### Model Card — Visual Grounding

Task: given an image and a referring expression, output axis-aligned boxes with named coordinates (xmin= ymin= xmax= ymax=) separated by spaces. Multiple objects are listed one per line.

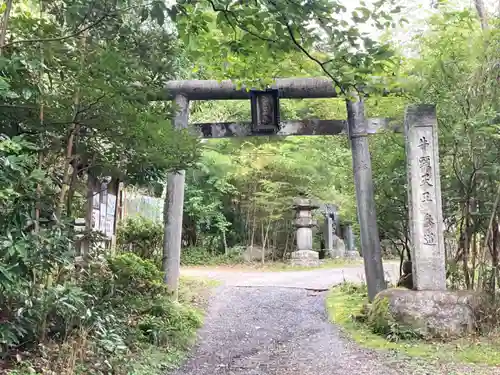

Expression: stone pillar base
xmin=290 ymin=250 xmax=320 ymax=267
xmin=327 ymin=248 xmax=344 ymax=258
xmin=345 ymin=250 xmax=360 ymax=258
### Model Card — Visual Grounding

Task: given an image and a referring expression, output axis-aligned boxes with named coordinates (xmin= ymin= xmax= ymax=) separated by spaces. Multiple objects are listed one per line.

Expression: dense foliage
xmin=0 ymin=136 xmax=203 ymax=374
xmin=2 ymin=0 xmax=500 ymax=372
xmin=182 ymin=7 xmax=500 ymax=291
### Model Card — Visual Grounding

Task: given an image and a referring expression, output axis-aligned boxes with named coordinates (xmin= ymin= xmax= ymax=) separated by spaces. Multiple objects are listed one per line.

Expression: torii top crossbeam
xmin=161 ymin=77 xmax=339 ymax=101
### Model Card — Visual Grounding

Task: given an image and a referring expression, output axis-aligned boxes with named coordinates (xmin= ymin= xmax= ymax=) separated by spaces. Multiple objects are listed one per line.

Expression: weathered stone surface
xmin=242 ymin=246 xmax=272 ymax=262
xmin=294 ymin=198 xmax=318 ymax=252
xmin=345 ymin=250 xmax=361 ymax=258
xmin=342 ymin=224 xmax=356 ymax=253
xmin=404 ymin=105 xmax=446 ymax=290
xmin=375 ymin=288 xmax=486 ymax=338
xmin=347 ymin=97 xmax=385 ymax=301
xmin=293 ymin=197 xmax=320 ymax=209
xmin=324 ymin=216 xmax=334 ymax=252
xmin=327 ymin=235 xmax=345 ymax=258
xmin=290 ymin=250 xmax=320 ymax=267
xmin=294 ymin=217 xmax=317 ymax=228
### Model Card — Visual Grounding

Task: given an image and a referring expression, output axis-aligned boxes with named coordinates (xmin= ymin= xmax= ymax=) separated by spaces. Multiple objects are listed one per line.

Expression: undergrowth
xmin=326 ymin=282 xmax=500 ymax=366
xmin=2 ymin=252 xmax=207 ymax=375
xmin=180 ymin=246 xmax=243 ymax=266
xmin=116 ymin=217 xmax=243 ymax=267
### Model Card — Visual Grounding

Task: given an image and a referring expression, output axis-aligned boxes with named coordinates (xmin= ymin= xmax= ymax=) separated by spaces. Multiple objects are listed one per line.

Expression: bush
xmin=3 ymin=248 xmax=203 ymax=374
xmin=108 ymin=253 xmax=166 ymax=296
xmin=0 ymin=136 xmax=84 ymax=355
xmin=0 ymin=137 xmax=206 ymax=374
xmin=181 ymin=246 xmax=242 ymax=266
xmin=336 ymin=282 xmax=422 ymax=343
xmin=116 ymin=216 xmax=163 ymax=260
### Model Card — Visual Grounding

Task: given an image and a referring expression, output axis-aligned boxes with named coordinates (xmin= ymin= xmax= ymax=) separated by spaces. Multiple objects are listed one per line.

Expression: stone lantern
xmin=290 ymin=198 xmax=320 ymax=266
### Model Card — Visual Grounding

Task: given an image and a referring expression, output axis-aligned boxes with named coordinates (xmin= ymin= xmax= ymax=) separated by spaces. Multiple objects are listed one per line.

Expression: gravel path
xmin=181 ymin=261 xmax=400 ymax=290
xmin=172 ymin=264 xmax=497 ymax=375
xmin=171 ymin=286 xmax=402 ymax=375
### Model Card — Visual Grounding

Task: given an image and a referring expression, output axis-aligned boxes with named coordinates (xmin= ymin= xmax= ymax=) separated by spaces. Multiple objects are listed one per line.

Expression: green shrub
xmin=0 ymin=136 xmax=206 ymax=374
xmin=138 ymin=302 xmax=202 ymax=348
xmin=116 ymin=216 xmax=163 ymax=260
xmin=181 ymin=246 xmax=242 ymax=266
xmin=108 ymin=253 xmax=166 ymax=296
xmin=339 ymin=282 xmax=368 ymax=296
xmin=367 ymin=296 xmax=393 ymax=335
xmin=335 ymin=282 xmax=422 ymax=343
xmin=366 ymin=295 xmax=422 ymax=342
xmin=0 ymin=136 xmax=85 ymax=355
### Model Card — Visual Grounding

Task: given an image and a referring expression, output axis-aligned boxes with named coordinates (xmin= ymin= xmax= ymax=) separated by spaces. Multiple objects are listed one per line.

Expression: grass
xmin=179 ymin=276 xmax=221 ymax=309
xmin=114 ymin=276 xmax=219 ymax=374
xmin=184 ymin=258 xmax=364 ymax=272
xmin=326 ymin=284 xmax=500 ymax=367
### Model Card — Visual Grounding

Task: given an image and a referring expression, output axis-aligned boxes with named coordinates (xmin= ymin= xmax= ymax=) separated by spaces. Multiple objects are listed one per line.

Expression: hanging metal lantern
xmin=250 ymin=89 xmax=280 ymax=134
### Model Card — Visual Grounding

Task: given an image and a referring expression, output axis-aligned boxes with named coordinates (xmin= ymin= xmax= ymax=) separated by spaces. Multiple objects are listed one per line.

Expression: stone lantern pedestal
xmin=290 ymin=198 xmax=320 ymax=267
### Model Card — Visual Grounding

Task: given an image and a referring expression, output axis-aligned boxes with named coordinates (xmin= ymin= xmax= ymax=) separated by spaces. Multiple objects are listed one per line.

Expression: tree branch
xmin=284 ymin=23 xmax=345 ymax=95
xmin=206 ymin=0 xmax=279 ymax=43
xmin=3 ymin=13 xmax=109 ymax=47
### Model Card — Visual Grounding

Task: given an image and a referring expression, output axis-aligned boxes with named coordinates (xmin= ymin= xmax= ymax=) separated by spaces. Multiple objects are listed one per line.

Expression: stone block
xmin=294 ymin=217 xmax=317 ymax=228
xmin=327 ymin=236 xmax=345 ymax=258
xmin=290 ymin=250 xmax=320 ymax=267
xmin=374 ymin=288 xmax=487 ymax=338
xmin=345 ymin=250 xmax=360 ymax=258
xmin=242 ymin=246 xmax=272 ymax=262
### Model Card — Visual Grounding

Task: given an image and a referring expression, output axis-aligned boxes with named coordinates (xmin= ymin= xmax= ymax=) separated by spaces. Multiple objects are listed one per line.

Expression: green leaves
xmin=150 ymin=0 xmax=167 ymax=26
xmin=352 ymin=7 xmax=372 ymax=23
xmin=173 ymin=0 xmax=400 ymax=94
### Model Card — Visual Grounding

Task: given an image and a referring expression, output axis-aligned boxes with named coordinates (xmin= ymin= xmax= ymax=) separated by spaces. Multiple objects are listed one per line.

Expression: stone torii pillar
xmin=347 ymin=96 xmax=386 ymax=300
xmin=291 ymin=198 xmax=320 ymax=267
xmin=163 ymin=94 xmax=189 ymax=300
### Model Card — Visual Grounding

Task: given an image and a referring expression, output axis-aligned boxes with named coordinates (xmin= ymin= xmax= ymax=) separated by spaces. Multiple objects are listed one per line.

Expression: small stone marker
xmin=324 ymin=215 xmax=334 ymax=252
xmin=343 ymin=224 xmax=359 ymax=258
xmin=405 ymin=105 xmax=446 ymax=290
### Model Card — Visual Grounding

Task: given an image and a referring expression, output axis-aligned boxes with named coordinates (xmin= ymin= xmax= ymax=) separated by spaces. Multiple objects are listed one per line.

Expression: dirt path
xmin=172 ymin=264 xmax=496 ymax=375
xmin=181 ymin=261 xmax=400 ymax=290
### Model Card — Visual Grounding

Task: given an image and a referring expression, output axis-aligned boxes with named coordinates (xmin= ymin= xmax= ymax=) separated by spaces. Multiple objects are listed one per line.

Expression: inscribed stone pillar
xmin=404 ymin=105 xmax=446 ymax=290
xmin=164 ymin=94 xmax=189 ymax=299
xmin=347 ymin=97 xmax=386 ymax=301
xmin=291 ymin=198 xmax=320 ymax=266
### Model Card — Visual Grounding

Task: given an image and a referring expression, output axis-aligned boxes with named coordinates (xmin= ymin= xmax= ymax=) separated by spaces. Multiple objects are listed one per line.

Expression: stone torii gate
xmin=159 ymin=77 xmax=446 ymax=301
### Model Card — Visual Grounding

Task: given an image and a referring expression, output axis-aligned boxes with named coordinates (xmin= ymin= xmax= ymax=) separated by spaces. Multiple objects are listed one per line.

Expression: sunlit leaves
xmin=172 ymin=0 xmax=401 ymax=93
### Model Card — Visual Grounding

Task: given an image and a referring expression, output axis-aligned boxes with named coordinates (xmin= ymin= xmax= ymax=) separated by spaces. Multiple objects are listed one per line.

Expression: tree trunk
xmin=0 ymin=0 xmax=13 ymax=54
xmin=56 ymin=125 xmax=79 ymax=218
xmin=474 ymin=0 xmax=489 ymax=30
xmin=250 ymin=203 xmax=257 ymax=251
xmin=492 ymin=217 xmax=499 ymax=294
xmin=471 ymin=231 xmax=478 ymax=289
xmin=82 ymin=173 xmax=95 ymax=256
xmin=479 ymin=184 xmax=500 ymax=288
xmin=222 ymin=229 xmax=228 ymax=255
xmin=463 ymin=205 xmax=472 ymax=289
xmin=66 ymin=163 xmax=79 ymax=217
xmin=56 ymin=30 xmax=88 ymax=218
